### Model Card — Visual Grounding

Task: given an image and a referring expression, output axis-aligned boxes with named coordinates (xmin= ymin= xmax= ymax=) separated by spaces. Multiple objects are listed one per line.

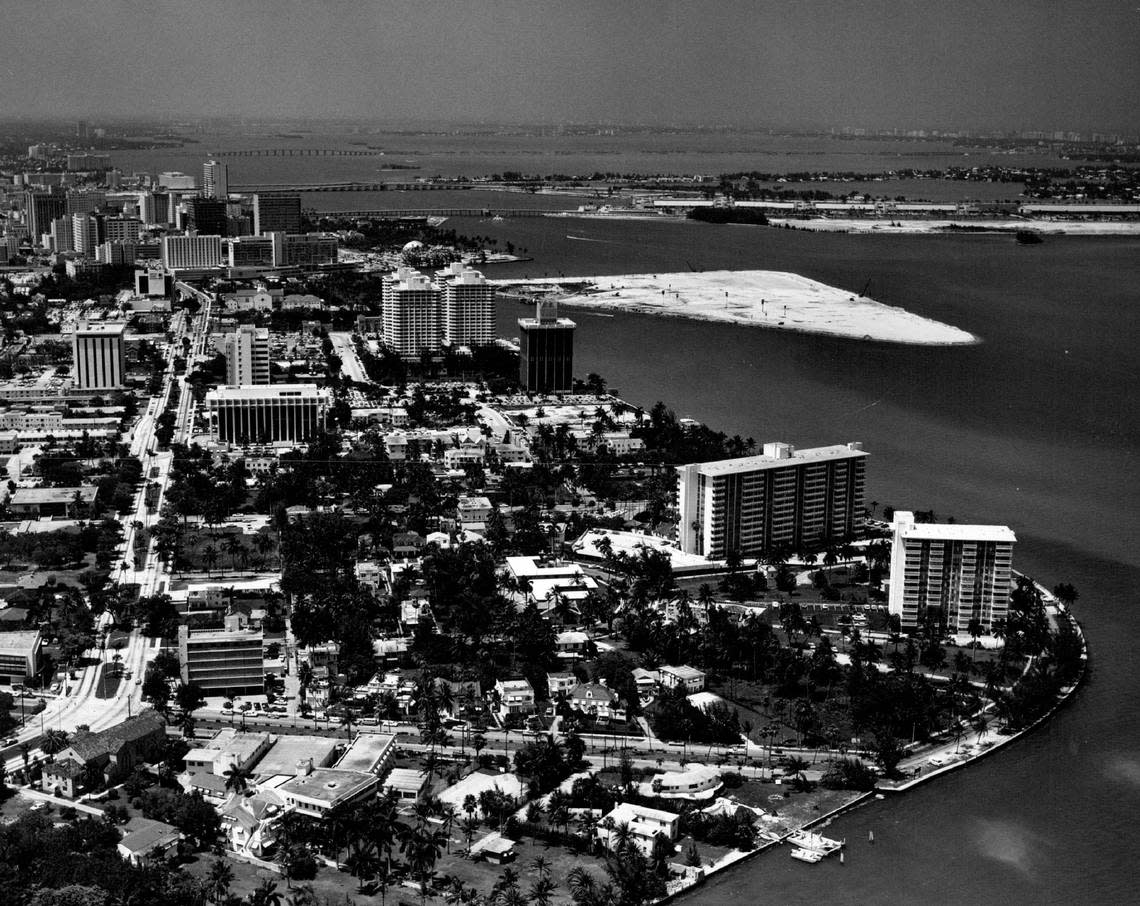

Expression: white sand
xmin=498 ymin=270 xmax=977 ymax=345
xmin=769 ymin=217 xmax=1140 ymax=235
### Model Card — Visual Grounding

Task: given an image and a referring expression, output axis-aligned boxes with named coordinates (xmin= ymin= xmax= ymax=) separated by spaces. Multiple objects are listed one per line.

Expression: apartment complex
xmin=72 ymin=321 xmax=126 ymax=390
xmin=438 ymin=262 xmax=496 ymax=347
xmin=518 ymin=300 xmax=575 ymax=392
xmin=205 ymin=383 xmax=331 ymax=444
xmin=676 ymin=441 xmax=867 ymax=560
xmin=177 ymin=622 xmax=265 ymax=695
xmin=202 ymin=160 xmax=229 ymax=199
xmin=887 ymin=511 xmax=1016 ymax=632
xmin=224 ymin=325 xmax=270 ymax=386
xmin=382 ymin=267 xmax=440 ymax=358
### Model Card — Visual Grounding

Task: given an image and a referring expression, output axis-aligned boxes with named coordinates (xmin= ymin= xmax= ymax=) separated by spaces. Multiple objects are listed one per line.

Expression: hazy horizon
xmin=1 ymin=0 xmax=1138 ymax=134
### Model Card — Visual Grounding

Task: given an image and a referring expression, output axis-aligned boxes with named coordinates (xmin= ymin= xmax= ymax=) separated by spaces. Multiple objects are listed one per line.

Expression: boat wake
xmin=566 ymin=235 xmax=611 ymax=242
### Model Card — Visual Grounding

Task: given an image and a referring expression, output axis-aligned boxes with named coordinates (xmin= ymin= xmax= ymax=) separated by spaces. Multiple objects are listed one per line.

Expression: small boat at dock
xmin=790 ymin=848 xmax=824 ymax=864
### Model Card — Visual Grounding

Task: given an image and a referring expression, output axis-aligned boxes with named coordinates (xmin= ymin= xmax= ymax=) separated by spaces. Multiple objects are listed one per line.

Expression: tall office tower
xmin=186 ymin=196 xmax=228 ymax=236
xmin=103 ymin=216 xmax=141 ymax=243
xmin=23 ymin=191 xmax=65 ymax=243
xmin=438 ymin=262 xmax=495 ymax=347
xmin=205 ymin=384 xmax=331 ymax=444
xmin=65 ymin=189 xmax=106 ymax=215
xmin=517 ymin=300 xmax=576 ymax=392
xmin=381 ymin=267 xmax=441 ymax=358
xmin=70 ymin=214 xmax=99 ymax=257
xmin=676 ymin=441 xmax=868 ymax=560
xmin=50 ymin=217 xmax=74 ymax=253
xmin=161 ymin=234 xmax=223 ymax=268
xmin=139 ymin=191 xmax=172 ymax=226
xmin=888 ymin=512 xmax=1016 ymax=632
xmin=224 ymin=325 xmax=270 ymax=386
xmin=252 ymin=194 xmax=302 ymax=235
xmin=72 ymin=321 xmax=126 ymax=390
xmin=202 ymin=159 xmax=229 ymax=199
xmin=76 ymin=120 xmax=88 ymax=140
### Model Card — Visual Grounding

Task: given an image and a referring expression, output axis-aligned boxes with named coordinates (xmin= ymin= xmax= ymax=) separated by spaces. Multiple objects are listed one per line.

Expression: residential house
xmin=49 ymin=713 xmax=166 ymax=796
xmin=659 ymin=665 xmax=707 ymax=694
xmin=642 ymin=765 xmax=723 ymax=801
xmin=494 ymin=677 xmax=535 ymax=722
xmin=598 ymin=803 xmax=679 ymax=855
xmin=117 ymin=817 xmax=181 ymax=867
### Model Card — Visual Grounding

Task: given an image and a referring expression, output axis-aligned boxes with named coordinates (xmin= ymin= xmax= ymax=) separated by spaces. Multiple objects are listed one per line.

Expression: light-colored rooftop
xmin=383 ymin=767 xmax=428 ymax=792
xmin=206 ymin=383 xmax=329 ymax=402
xmin=336 ymin=734 xmax=395 ymax=774
xmin=894 ymin=512 xmax=1016 ymax=543
xmin=685 ymin=442 xmax=867 ymax=477
xmin=0 ymin=629 xmax=40 ymax=653
xmin=278 ymin=768 xmax=376 ymax=804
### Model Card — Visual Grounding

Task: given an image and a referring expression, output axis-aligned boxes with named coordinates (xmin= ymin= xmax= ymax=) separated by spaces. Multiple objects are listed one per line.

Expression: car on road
xmin=3 ymin=737 xmax=17 ymax=747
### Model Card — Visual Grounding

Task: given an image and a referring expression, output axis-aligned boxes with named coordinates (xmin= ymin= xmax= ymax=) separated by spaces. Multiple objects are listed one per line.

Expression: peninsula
xmin=496 ymin=270 xmax=978 ymax=345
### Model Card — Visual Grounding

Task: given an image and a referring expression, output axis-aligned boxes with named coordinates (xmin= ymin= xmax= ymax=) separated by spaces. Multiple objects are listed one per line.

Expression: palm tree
xmin=224 ymin=535 xmax=243 ymax=573
xmin=206 ymin=857 xmax=234 ymax=904
xmin=202 ymin=543 xmax=218 ymax=576
xmin=438 ymin=801 xmax=458 ymax=853
xmin=285 ymin=885 xmax=317 ymax=906
xmin=297 ymin=661 xmax=313 ymax=703
xmin=224 ymin=763 xmax=250 ymax=795
xmin=345 ymin=838 xmax=379 ymax=893
xmin=41 ymin=729 xmax=69 ymax=763
xmin=247 ymin=878 xmax=283 ymax=906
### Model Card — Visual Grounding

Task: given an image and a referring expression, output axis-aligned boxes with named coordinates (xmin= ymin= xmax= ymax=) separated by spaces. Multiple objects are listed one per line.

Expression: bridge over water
xmin=209 ymin=148 xmax=386 ymax=157
xmin=312 ymin=208 xmax=558 ymax=218
xmin=232 ymin=182 xmax=470 ymax=193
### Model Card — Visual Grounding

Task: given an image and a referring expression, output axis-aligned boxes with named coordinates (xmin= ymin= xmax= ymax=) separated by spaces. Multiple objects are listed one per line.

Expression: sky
xmin=1 ymin=0 xmax=1138 ymax=132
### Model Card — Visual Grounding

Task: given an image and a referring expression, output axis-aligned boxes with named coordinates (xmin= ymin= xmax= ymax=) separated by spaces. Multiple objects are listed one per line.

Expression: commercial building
xmin=24 ymin=190 xmax=65 ymax=242
xmin=518 ymin=300 xmax=575 ymax=392
xmin=0 ymin=630 xmax=42 ymax=685
xmin=675 ymin=441 xmax=867 ymax=560
xmin=186 ymin=197 xmax=227 ymax=236
xmin=161 ymin=234 xmax=223 ymax=268
xmin=205 ymin=383 xmax=331 ymax=444
xmin=888 ymin=511 xmax=1016 ymax=632
xmin=103 ymin=216 xmax=141 ymax=243
xmin=253 ymin=194 xmax=302 ymax=235
xmin=225 ymin=236 xmax=276 ymax=268
xmin=177 ymin=622 xmax=265 ymax=695
xmin=438 ymin=262 xmax=496 ymax=347
xmin=203 ymin=159 xmax=229 ymax=199
xmin=280 ymin=232 xmax=337 ymax=267
xmin=8 ymin=486 xmax=99 ymax=518
xmin=382 ymin=267 xmax=440 ymax=358
xmin=72 ymin=321 xmax=126 ymax=390
xmin=224 ymin=325 xmax=270 ymax=386
xmin=65 ymin=189 xmax=106 ymax=215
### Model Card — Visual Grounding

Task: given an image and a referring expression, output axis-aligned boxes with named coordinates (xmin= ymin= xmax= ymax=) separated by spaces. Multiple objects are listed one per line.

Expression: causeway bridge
xmin=232 ymin=182 xmax=470 ymax=193
xmin=208 ymin=148 xmax=386 ymax=157
xmin=312 ymin=208 xmax=558 ymax=218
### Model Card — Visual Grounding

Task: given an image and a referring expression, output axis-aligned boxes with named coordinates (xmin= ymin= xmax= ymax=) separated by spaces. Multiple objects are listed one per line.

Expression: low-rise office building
xmin=177 ymin=622 xmax=265 ymax=696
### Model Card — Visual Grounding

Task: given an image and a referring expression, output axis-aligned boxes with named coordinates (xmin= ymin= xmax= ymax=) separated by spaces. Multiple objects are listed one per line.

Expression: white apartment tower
xmin=676 ymin=442 xmax=867 ymax=560
xmin=437 ymin=262 xmax=496 ymax=347
xmin=71 ymin=213 xmax=99 ymax=257
xmin=202 ymin=159 xmax=229 ymax=200
xmin=382 ymin=267 xmax=441 ymax=358
xmin=887 ymin=511 xmax=1016 ymax=632
xmin=224 ymin=325 xmax=270 ymax=386
xmin=72 ymin=321 xmax=127 ymax=390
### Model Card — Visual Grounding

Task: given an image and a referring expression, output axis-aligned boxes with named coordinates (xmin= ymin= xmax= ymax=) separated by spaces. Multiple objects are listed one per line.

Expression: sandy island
xmin=496 ymin=269 xmax=977 ymax=345
xmin=768 ymin=217 xmax=1140 ymax=235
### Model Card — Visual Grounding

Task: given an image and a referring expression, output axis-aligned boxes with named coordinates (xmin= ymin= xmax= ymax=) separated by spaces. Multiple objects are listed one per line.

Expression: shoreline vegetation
xmin=495 ymin=270 xmax=978 ymax=346
xmin=666 ymin=577 xmax=1088 ymax=903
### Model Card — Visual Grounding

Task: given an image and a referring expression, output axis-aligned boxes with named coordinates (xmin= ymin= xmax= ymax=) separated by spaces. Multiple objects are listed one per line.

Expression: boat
xmin=791 ymin=848 xmax=824 ymax=864
xmin=787 ymin=830 xmax=844 ymax=855
xmin=1015 ymin=229 xmax=1044 ymax=244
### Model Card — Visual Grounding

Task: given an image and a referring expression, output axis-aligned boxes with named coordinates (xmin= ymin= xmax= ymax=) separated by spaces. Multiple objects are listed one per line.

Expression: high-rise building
xmin=161 ymin=234 xmax=223 ymax=268
xmin=518 ymin=300 xmax=575 ymax=392
xmin=23 ymin=191 xmax=65 ymax=243
xmin=97 ymin=241 xmax=137 ymax=266
xmin=72 ymin=321 xmax=127 ymax=390
xmin=103 ymin=216 xmax=141 ymax=244
xmin=205 ymin=383 xmax=331 ymax=444
xmin=65 ymin=189 xmax=106 ymax=215
xmin=382 ymin=267 xmax=441 ymax=358
xmin=202 ymin=159 xmax=229 ymax=199
xmin=71 ymin=213 xmax=99 ymax=257
xmin=888 ymin=511 xmax=1016 ymax=632
xmin=676 ymin=442 xmax=867 ymax=560
xmin=280 ymin=232 xmax=337 ymax=266
xmin=186 ymin=196 xmax=227 ymax=236
xmin=139 ymin=191 xmax=171 ymax=226
xmin=177 ymin=622 xmax=264 ymax=696
xmin=438 ymin=262 xmax=495 ymax=347
xmin=252 ymin=194 xmax=302 ymax=235
xmin=50 ymin=217 xmax=74 ymax=253
xmin=225 ymin=236 xmax=277 ymax=267
xmin=224 ymin=325 xmax=270 ymax=386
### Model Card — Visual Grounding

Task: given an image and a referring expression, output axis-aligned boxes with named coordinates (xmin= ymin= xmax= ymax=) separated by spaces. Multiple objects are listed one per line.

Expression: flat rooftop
xmin=254 ymin=735 xmax=339 ymax=776
xmin=206 ymin=383 xmax=328 ymax=401
xmin=0 ymin=629 xmax=40 ymax=653
xmin=896 ymin=520 xmax=1016 ymax=544
xmin=336 ymin=734 xmax=395 ymax=773
xmin=685 ymin=442 xmax=867 ymax=477
xmin=10 ymin=486 xmax=98 ymax=505
xmin=279 ymin=768 xmax=376 ymax=803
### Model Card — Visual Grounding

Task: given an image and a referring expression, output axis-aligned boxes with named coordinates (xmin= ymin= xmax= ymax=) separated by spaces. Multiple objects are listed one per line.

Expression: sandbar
xmin=496 ymin=269 xmax=977 ymax=346
xmin=769 ymin=217 xmax=1140 ymax=235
